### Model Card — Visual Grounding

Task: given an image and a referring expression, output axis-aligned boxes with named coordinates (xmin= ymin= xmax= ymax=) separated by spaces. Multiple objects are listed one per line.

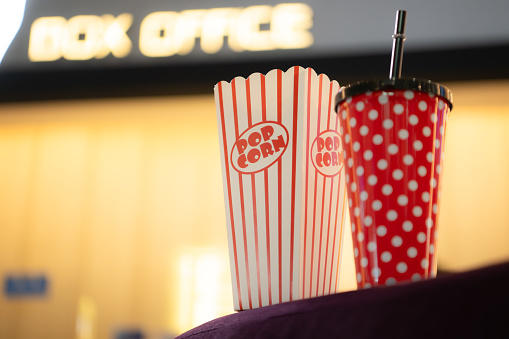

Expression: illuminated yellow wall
xmin=0 ymin=96 xmax=233 ymax=338
xmin=438 ymin=80 xmax=509 ymax=271
xmin=1 ymin=80 xmax=509 ymax=339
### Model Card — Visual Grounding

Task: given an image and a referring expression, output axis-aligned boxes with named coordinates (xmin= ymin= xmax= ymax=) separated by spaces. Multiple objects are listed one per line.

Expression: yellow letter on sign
xmin=97 ymin=13 xmax=133 ymax=59
xmin=29 ymin=14 xmax=133 ymax=61
xmin=271 ymin=3 xmax=314 ymax=49
xmin=139 ymin=11 xmax=180 ymax=57
xmin=235 ymin=6 xmax=273 ymax=51
xmin=62 ymin=15 xmax=104 ymax=60
xmin=28 ymin=16 xmax=67 ymax=62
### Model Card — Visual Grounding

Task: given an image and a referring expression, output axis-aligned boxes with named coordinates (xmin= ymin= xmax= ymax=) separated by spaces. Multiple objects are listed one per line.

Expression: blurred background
xmin=1 ymin=0 xmax=509 ymax=338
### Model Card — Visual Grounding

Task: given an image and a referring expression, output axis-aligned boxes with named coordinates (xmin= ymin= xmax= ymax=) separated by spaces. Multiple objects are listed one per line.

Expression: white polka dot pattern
xmin=339 ymin=90 xmax=450 ymax=287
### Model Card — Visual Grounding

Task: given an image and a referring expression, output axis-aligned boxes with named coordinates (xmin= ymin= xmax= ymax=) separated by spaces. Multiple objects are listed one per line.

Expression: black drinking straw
xmin=389 ymin=10 xmax=407 ymax=80
xmin=336 ymin=9 xmax=453 ymax=111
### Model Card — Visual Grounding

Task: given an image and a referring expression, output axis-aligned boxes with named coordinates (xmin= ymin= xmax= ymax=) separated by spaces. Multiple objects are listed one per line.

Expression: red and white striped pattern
xmin=214 ymin=66 xmax=347 ymax=310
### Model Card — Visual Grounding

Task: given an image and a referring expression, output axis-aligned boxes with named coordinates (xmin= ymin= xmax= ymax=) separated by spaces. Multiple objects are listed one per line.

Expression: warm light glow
xmin=1 ymin=81 xmax=509 ymax=337
xmin=176 ymin=251 xmax=232 ymax=334
xmin=76 ymin=296 xmax=96 ymax=339
xmin=338 ymin=211 xmax=358 ymax=292
xmin=0 ymin=95 xmax=232 ymax=338
xmin=437 ymin=80 xmax=509 ymax=271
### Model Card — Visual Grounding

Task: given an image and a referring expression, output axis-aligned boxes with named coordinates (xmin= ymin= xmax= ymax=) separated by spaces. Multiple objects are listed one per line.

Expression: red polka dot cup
xmin=335 ymin=79 xmax=453 ymax=288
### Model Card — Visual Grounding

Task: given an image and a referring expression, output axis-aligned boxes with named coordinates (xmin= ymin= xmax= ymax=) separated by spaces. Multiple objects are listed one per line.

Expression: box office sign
xmin=2 ymin=0 xmax=509 ymax=70
xmin=26 ymin=4 xmax=314 ymax=62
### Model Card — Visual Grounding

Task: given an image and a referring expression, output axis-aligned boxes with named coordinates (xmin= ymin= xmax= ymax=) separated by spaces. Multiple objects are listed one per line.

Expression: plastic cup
xmin=335 ymin=78 xmax=453 ymax=288
xmin=215 ymin=66 xmax=348 ymax=310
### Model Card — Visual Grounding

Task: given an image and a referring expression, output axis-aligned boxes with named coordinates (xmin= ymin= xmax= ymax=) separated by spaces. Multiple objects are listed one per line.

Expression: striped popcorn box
xmin=214 ymin=66 xmax=348 ymax=311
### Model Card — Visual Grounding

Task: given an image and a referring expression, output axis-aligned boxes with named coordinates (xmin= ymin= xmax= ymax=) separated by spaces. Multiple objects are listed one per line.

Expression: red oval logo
xmin=231 ymin=122 xmax=289 ymax=174
xmin=311 ymin=130 xmax=344 ymax=177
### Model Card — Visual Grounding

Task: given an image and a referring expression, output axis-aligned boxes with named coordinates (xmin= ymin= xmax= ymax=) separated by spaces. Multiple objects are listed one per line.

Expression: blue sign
xmin=115 ymin=329 xmax=144 ymax=339
xmin=3 ymin=275 xmax=48 ymax=297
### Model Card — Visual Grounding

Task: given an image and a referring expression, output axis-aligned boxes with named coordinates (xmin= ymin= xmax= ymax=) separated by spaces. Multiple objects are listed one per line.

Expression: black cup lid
xmin=335 ymin=78 xmax=453 ymax=112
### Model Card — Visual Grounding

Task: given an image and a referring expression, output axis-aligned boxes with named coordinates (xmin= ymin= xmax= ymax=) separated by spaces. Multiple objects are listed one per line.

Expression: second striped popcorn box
xmin=214 ymin=66 xmax=348 ymax=310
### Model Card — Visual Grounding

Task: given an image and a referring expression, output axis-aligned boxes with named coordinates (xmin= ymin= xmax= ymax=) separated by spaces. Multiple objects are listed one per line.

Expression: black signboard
xmin=2 ymin=0 xmax=509 ymax=71
xmin=1 ymin=0 xmax=508 ymax=100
